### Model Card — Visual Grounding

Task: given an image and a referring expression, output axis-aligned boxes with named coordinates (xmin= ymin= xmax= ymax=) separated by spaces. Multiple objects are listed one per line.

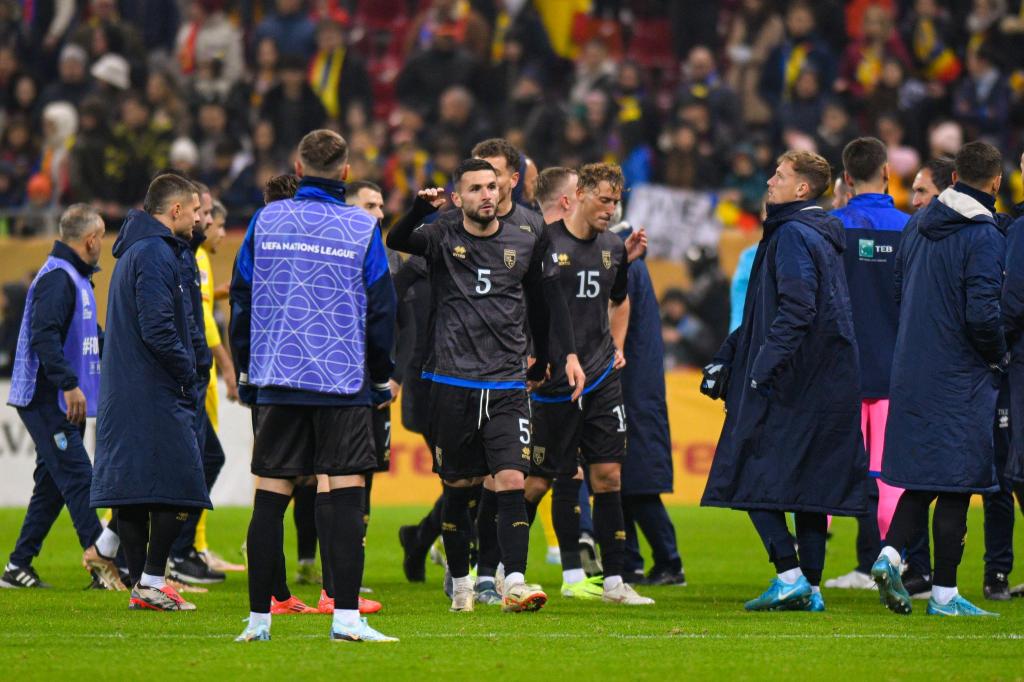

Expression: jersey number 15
xmin=576 ymin=270 xmax=600 ymax=298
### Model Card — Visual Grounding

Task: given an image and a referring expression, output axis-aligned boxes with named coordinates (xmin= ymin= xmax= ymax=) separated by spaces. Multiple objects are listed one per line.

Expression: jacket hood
xmin=112 ymin=209 xmax=178 ymax=258
xmin=765 ymin=200 xmax=846 ymax=252
xmin=918 ymin=186 xmax=996 ymax=241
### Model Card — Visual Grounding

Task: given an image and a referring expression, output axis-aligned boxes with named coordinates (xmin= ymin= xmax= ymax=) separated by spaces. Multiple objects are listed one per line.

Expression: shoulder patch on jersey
xmin=602 ymin=250 xmax=612 ymax=269
xmin=453 ymin=245 xmax=467 ymax=259
xmin=504 ymin=248 xmax=516 ymax=269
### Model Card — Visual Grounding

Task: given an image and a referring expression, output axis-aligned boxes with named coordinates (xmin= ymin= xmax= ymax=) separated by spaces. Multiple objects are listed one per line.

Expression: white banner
xmin=624 ymin=184 xmax=722 ymax=261
xmin=0 ymin=380 xmax=256 ymax=507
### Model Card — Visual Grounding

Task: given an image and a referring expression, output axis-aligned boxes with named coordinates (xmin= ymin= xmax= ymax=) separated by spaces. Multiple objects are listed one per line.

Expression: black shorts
xmin=427 ymin=382 xmax=532 ymax=481
xmin=530 ymin=373 xmax=627 ymax=479
xmin=252 ymin=404 xmax=377 ymax=478
xmin=371 ymin=404 xmax=392 ymax=472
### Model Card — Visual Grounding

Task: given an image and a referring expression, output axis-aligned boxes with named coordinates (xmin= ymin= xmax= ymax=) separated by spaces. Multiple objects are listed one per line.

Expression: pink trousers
xmin=862 ymin=398 xmax=903 ymax=539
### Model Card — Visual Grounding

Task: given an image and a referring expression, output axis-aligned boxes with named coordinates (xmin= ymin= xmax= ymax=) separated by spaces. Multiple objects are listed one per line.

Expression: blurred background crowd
xmin=1 ymin=0 xmax=1024 ymax=371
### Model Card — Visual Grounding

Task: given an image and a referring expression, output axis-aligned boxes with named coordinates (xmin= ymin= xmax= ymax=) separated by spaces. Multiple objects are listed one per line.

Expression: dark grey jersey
xmin=538 ymin=220 xmax=628 ymax=395
xmin=501 ymin=202 xmax=546 ymax=238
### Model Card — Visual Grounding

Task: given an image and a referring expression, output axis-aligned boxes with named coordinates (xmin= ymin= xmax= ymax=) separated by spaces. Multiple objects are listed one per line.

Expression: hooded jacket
xmin=701 ymin=200 xmax=867 ymax=514
xmin=90 ymin=209 xmax=209 ymax=509
xmin=1003 ymin=203 xmax=1024 ymax=484
xmin=882 ymin=184 xmax=1005 ymax=493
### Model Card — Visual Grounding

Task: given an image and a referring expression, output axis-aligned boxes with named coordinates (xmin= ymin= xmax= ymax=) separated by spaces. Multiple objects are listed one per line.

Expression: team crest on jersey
xmin=504 ymin=249 xmax=517 ymax=269
xmin=453 ymin=245 xmax=467 ymax=259
xmin=532 ymin=446 xmax=545 ymax=465
xmin=602 ymin=250 xmax=612 ymax=269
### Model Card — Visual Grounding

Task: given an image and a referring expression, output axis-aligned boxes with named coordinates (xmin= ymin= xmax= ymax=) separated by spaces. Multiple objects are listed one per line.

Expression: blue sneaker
xmin=927 ymin=594 xmax=999 ymax=617
xmin=870 ymin=557 xmax=911 ymax=615
xmin=799 ymin=592 xmax=825 ymax=612
xmin=331 ymin=617 xmax=399 ymax=642
xmin=235 ymin=620 xmax=271 ymax=642
xmin=475 ymin=579 xmax=503 ymax=605
xmin=744 ymin=576 xmax=812 ymax=611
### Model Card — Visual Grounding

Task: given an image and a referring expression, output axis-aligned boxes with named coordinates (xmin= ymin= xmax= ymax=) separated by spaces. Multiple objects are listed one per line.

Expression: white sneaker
xmin=451 ymin=584 xmax=474 ymax=612
xmin=824 ymin=569 xmax=876 ymax=589
xmin=603 ymin=582 xmax=655 ymax=605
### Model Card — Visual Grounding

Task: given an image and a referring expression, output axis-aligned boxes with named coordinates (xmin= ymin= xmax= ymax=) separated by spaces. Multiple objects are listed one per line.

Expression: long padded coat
xmin=701 ymin=200 xmax=867 ymax=515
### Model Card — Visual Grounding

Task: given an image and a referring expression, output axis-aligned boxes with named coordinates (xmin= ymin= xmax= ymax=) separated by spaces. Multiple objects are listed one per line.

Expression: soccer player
xmin=535 ymin=167 xmax=579 ymax=224
xmin=910 ymin=156 xmax=955 ymax=211
xmin=232 ymin=130 xmax=397 ymax=642
xmin=90 ymin=174 xmax=210 ymax=611
xmin=700 ymin=151 xmax=866 ymax=612
xmin=527 ymin=163 xmax=653 ymax=605
xmin=873 ymin=141 xmax=1005 ymax=617
xmin=824 ymin=138 xmax=909 ymax=591
xmin=386 ymin=158 xmax=583 ymax=613
xmin=4 ymin=204 xmax=122 ymax=591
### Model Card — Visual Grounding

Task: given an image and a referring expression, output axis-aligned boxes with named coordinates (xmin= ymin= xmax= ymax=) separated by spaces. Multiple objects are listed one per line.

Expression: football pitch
xmin=1 ymin=505 xmax=1022 ymax=680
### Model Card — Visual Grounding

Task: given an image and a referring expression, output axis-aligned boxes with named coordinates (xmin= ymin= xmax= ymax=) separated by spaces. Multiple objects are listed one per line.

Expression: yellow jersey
xmin=196 ymin=246 xmax=221 ymax=430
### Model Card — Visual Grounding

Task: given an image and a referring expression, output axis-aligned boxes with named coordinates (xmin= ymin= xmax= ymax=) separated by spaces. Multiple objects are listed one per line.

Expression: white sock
xmin=140 ymin=572 xmax=165 ymax=589
xmin=604 ymin=575 xmax=623 ymax=590
xmin=505 ymin=571 xmax=525 ymax=587
xmin=95 ymin=527 xmax=120 ymax=558
xmin=880 ymin=546 xmax=901 ymax=568
xmin=931 ymin=585 xmax=958 ymax=605
xmin=298 ymin=558 xmax=315 ymax=566
xmin=778 ymin=567 xmax=803 ymax=584
xmin=454 ymin=575 xmax=473 ymax=592
xmin=249 ymin=612 xmax=271 ymax=628
xmin=5 ymin=563 xmax=18 ymax=571
xmin=811 ymin=586 xmax=821 ymax=595
xmin=475 ymin=574 xmax=495 ymax=586
xmin=563 ymin=568 xmax=586 ymax=584
xmin=333 ymin=608 xmax=360 ymax=629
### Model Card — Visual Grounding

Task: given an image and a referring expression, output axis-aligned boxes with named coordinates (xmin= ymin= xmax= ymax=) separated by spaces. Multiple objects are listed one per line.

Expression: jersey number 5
xmin=476 ymin=268 xmax=492 ymax=295
xmin=576 ymin=270 xmax=600 ymax=298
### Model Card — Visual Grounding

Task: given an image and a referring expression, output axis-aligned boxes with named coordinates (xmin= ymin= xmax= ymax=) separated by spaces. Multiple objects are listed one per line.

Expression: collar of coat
xmin=937 ymin=184 xmax=995 ymax=220
xmin=49 ymin=239 xmax=98 ymax=279
xmin=764 ymin=200 xmax=823 ymax=232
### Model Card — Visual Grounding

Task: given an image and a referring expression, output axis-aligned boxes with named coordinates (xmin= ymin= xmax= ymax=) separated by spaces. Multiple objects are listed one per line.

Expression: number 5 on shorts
xmin=518 ymin=418 xmax=530 ymax=444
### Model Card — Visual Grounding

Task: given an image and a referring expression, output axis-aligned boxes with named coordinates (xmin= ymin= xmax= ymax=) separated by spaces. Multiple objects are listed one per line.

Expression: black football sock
xmin=116 ymin=506 xmax=149 ymax=586
xmin=292 ymin=484 xmax=317 ymax=562
xmin=441 ymin=485 xmax=476 ymax=580
xmin=476 ymin=487 xmax=500 ymax=578
xmin=315 ymin=491 xmax=335 ymax=598
xmin=363 ymin=473 xmax=374 ymax=528
xmin=496 ymin=490 xmax=530 ymax=577
xmin=525 ymin=496 xmax=540 ymax=526
xmin=329 ymin=486 xmax=366 ymax=611
xmin=593 ymin=491 xmax=626 ymax=580
xmin=552 ymin=478 xmax=584 ymax=571
xmin=272 ymin=547 xmax=290 ymax=601
xmin=144 ymin=508 xmax=188 ymax=578
xmin=247 ymin=489 xmax=291 ymax=613
xmin=416 ymin=494 xmax=445 ymax=548
xmin=933 ymin=492 xmax=970 ymax=587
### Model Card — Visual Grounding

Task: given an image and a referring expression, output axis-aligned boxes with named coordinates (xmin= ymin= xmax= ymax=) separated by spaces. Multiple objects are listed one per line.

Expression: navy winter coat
xmin=882 ymin=186 xmax=1005 ymax=494
xmin=701 ymin=201 xmax=867 ymax=515
xmin=1000 ymin=208 xmax=1024 ymax=484
xmin=90 ymin=210 xmax=210 ymax=509
xmin=620 ymin=255 xmax=673 ymax=495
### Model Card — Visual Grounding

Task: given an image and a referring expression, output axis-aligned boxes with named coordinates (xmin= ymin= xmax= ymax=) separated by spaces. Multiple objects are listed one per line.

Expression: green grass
xmin=1 ymin=505 xmax=1022 ymax=680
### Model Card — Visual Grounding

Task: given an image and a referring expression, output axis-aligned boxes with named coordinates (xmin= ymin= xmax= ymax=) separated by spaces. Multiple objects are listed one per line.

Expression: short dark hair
xmin=298 ymin=129 xmax=349 ymax=177
xmin=453 ymin=158 xmax=496 ymax=188
xmin=954 ymin=141 xmax=1002 ymax=188
xmin=347 ymin=180 xmax=382 ymax=197
xmin=144 ymin=173 xmax=197 ymax=215
xmin=924 ymin=155 xmax=955 ymax=192
xmin=471 ymin=138 xmax=520 ymax=174
xmin=842 ymin=136 xmax=888 ymax=183
xmin=535 ymin=167 xmax=577 ymax=206
xmin=264 ymin=173 xmax=299 ymax=204
xmin=777 ymin=150 xmax=832 ymax=199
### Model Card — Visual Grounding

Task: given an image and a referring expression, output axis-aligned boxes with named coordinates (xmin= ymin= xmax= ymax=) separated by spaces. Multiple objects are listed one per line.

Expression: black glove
xmin=700 ymin=363 xmax=730 ymax=400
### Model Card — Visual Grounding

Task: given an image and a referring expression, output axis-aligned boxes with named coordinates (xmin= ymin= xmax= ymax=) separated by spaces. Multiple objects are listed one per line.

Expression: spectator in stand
xmin=308 ymin=18 xmax=373 ymax=128
xmin=38 ymin=101 xmax=77 ymax=205
xmin=777 ymin=67 xmax=826 ymax=138
xmin=900 ymin=0 xmax=962 ymax=85
xmin=37 ymin=44 xmax=91 ymax=110
xmin=168 ymin=137 xmax=200 ymax=177
xmin=570 ymin=37 xmax=615 ymax=104
xmin=24 ymin=0 xmax=76 ymax=81
xmin=68 ymin=98 xmax=109 ymax=204
xmin=556 ymin=111 xmax=601 ymax=169
xmin=722 ymin=144 xmax=769 ymax=215
xmin=0 ymin=44 xmax=21 ymax=109
xmin=9 ymin=74 xmax=41 ymax=127
xmin=815 ymin=100 xmax=859 ymax=173
xmin=194 ymin=100 xmax=232 ymax=174
xmin=660 ymin=121 xmax=719 ymax=190
xmin=102 ymin=91 xmax=174 ymax=215
xmin=953 ymin=44 xmax=1011 ymax=145
xmin=88 ymin=52 xmax=130 ymax=94
xmin=759 ymin=1 xmax=836 ymax=109
xmin=245 ymin=37 xmax=281 ymax=119
xmin=395 ymin=22 xmax=481 ymax=119
xmin=253 ymin=0 xmax=317 ymax=60
xmin=405 ymin=0 xmax=491 ymax=61
xmin=260 ymin=54 xmax=326 ymax=156
xmin=0 ymin=118 xmax=37 ymax=204
xmin=835 ymin=4 xmax=912 ymax=102
xmin=146 ymin=69 xmax=192 ymax=138
xmin=176 ymin=0 xmax=245 ymax=87
xmin=435 ymin=86 xmax=492 ymax=157
xmin=677 ymin=46 xmax=740 ymax=139
xmin=725 ymin=0 xmax=785 ymax=127
xmin=69 ymin=0 xmax=145 ymax=71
